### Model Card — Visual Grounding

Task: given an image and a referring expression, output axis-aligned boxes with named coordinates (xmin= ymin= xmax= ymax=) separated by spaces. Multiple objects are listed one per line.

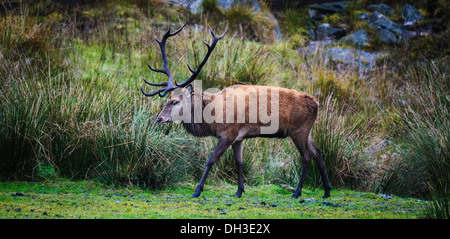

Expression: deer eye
xmin=172 ymin=100 xmax=179 ymax=105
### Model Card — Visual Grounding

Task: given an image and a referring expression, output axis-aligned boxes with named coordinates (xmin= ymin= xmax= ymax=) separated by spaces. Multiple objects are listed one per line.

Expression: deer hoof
xmin=233 ymin=193 xmax=242 ymax=198
xmin=192 ymin=191 xmax=201 ymax=198
xmin=290 ymin=194 xmax=300 ymax=199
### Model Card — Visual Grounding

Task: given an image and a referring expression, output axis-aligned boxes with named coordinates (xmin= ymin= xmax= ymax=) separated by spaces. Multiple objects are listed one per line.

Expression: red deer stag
xmin=141 ymin=23 xmax=332 ymax=199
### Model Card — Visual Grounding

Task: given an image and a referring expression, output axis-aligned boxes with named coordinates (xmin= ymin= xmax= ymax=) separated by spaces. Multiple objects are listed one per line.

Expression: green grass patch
xmin=0 ymin=179 xmax=429 ymax=219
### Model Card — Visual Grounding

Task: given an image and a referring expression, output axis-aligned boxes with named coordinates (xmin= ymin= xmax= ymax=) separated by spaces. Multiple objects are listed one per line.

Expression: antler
xmin=176 ymin=26 xmax=228 ymax=87
xmin=141 ymin=23 xmax=186 ymax=97
xmin=141 ymin=24 xmax=227 ymax=97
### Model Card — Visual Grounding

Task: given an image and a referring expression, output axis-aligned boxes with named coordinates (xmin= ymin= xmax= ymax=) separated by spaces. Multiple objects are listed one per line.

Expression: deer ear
xmin=185 ymin=84 xmax=193 ymax=94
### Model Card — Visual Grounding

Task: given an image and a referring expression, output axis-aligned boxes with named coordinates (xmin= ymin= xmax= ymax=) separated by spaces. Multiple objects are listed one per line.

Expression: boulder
xmin=402 ymin=4 xmax=424 ymax=26
xmin=268 ymin=12 xmax=283 ymax=40
xmin=339 ymin=29 xmax=369 ymax=47
xmin=366 ymin=12 xmax=409 ymax=40
xmin=324 ymin=48 xmax=385 ymax=73
xmin=375 ymin=26 xmax=399 ymax=45
xmin=316 ymin=23 xmax=346 ymax=40
xmin=367 ymin=4 xmax=394 ymax=16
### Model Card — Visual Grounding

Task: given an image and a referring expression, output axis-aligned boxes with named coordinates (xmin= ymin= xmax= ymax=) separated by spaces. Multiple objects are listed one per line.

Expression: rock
xmin=322 ymin=201 xmax=339 ymax=207
xmin=168 ymin=0 xmax=261 ymax=14
xmin=309 ymin=9 xmax=325 ymax=21
xmin=218 ymin=0 xmax=261 ymax=12
xmin=300 ymin=198 xmax=319 ymax=203
xmin=269 ymin=203 xmax=278 ymax=207
xmin=375 ymin=27 xmax=399 ymax=45
xmin=339 ymin=29 xmax=369 ymax=47
xmin=267 ymin=12 xmax=283 ymax=40
xmin=308 ymin=29 xmax=316 ymax=40
xmin=260 ymin=201 xmax=266 ymax=206
xmin=310 ymin=4 xmax=346 ymax=14
xmin=299 ymin=40 xmax=334 ymax=54
xmin=321 ymin=1 xmax=348 ymax=10
xmin=316 ymin=23 xmax=346 ymax=40
xmin=367 ymin=4 xmax=394 ymax=16
xmin=357 ymin=12 xmax=368 ymax=20
xmin=324 ymin=48 xmax=385 ymax=73
xmin=366 ymin=12 xmax=409 ymax=40
xmin=280 ymin=184 xmax=295 ymax=192
xmin=402 ymin=4 xmax=424 ymax=26
xmin=167 ymin=0 xmax=203 ymax=14
xmin=378 ymin=194 xmax=394 ymax=200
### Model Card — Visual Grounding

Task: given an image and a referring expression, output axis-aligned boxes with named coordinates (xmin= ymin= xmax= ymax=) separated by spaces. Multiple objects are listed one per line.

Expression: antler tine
xmin=176 ymin=26 xmax=227 ymax=88
xmin=147 ymin=63 xmax=167 ymax=75
xmin=169 ymin=22 xmax=187 ymax=37
xmin=142 ymin=78 xmax=167 ymax=87
xmin=141 ymin=86 xmax=165 ymax=97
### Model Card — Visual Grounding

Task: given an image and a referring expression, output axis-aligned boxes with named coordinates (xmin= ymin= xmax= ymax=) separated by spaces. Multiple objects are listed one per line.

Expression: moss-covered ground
xmin=0 ymin=179 xmax=429 ymax=219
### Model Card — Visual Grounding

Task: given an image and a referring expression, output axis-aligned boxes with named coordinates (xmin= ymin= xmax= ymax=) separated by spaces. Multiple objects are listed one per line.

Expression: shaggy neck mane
xmin=181 ymin=90 xmax=214 ymax=137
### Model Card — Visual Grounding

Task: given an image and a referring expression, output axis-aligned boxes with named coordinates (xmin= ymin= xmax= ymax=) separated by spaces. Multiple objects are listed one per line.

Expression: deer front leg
xmin=192 ymin=137 xmax=231 ymax=198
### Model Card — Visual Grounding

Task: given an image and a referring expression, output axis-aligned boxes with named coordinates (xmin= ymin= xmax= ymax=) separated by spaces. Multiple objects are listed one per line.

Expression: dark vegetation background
xmin=0 ymin=0 xmax=448 ymax=218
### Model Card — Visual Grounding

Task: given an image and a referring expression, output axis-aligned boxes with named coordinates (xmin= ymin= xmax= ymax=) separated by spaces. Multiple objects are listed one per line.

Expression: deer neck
xmin=181 ymin=89 xmax=215 ymax=137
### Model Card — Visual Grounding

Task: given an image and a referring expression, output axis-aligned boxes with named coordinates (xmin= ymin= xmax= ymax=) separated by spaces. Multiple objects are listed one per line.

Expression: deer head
xmin=141 ymin=23 xmax=227 ymax=123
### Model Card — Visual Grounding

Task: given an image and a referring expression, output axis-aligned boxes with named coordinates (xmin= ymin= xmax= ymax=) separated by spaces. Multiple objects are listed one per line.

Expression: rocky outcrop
xmin=366 ymin=12 xmax=409 ymax=42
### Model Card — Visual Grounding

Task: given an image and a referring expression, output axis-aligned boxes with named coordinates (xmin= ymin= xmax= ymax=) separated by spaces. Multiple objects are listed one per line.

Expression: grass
xmin=0 ymin=179 xmax=429 ymax=219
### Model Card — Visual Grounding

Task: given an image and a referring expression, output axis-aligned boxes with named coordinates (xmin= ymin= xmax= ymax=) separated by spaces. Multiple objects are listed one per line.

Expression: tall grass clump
xmin=0 ymin=7 xmax=64 ymax=180
xmin=311 ymin=95 xmax=367 ymax=188
xmin=378 ymin=61 xmax=449 ymax=218
xmin=0 ymin=2 xmax=206 ymax=187
xmin=225 ymin=5 xmax=276 ymax=43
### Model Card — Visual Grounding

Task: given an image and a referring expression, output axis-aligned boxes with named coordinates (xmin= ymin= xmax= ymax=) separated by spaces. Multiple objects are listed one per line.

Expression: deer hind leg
xmin=192 ymin=137 xmax=231 ymax=198
xmin=232 ymin=140 xmax=245 ymax=197
xmin=290 ymin=134 xmax=311 ymax=199
xmin=308 ymin=136 xmax=332 ymax=198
